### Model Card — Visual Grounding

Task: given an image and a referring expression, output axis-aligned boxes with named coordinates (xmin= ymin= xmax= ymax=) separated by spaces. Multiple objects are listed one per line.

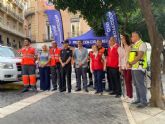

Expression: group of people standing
xmin=19 ymin=31 xmax=148 ymax=108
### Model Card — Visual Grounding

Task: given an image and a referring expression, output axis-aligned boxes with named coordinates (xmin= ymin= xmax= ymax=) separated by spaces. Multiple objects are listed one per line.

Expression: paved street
xmin=0 ymin=72 xmax=129 ymax=124
xmin=0 ymin=92 xmax=129 ymax=124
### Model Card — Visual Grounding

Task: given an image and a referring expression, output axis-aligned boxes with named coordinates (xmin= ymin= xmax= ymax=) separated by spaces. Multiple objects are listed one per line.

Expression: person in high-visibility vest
xmin=20 ymin=38 xmax=37 ymax=92
xmin=49 ymin=41 xmax=61 ymax=91
xmin=127 ymin=31 xmax=148 ymax=108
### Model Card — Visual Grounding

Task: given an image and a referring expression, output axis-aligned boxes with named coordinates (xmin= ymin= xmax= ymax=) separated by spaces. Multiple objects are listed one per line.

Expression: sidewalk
xmin=123 ymin=74 xmax=165 ymax=124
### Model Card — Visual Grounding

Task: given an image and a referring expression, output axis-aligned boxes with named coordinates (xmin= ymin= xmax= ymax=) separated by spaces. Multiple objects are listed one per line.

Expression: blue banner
xmin=70 ymin=39 xmax=108 ymax=48
xmin=104 ymin=11 xmax=120 ymax=43
xmin=45 ymin=10 xmax=64 ymax=47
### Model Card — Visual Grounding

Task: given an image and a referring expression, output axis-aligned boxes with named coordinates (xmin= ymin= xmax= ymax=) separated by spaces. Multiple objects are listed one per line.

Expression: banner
xmin=70 ymin=39 xmax=108 ymax=48
xmin=104 ymin=11 xmax=120 ymax=43
xmin=45 ymin=10 xmax=64 ymax=47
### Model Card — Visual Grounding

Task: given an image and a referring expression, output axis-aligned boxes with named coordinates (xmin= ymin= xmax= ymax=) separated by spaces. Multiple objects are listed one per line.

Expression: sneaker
xmin=136 ymin=103 xmax=147 ymax=108
xmin=131 ymin=100 xmax=140 ymax=104
xmin=95 ymin=91 xmax=99 ymax=94
xmin=51 ymin=88 xmax=57 ymax=91
xmin=31 ymin=86 xmax=38 ymax=92
xmin=75 ymin=88 xmax=81 ymax=92
xmin=68 ymin=90 xmax=71 ymax=93
xmin=99 ymin=92 xmax=103 ymax=95
xmin=85 ymin=89 xmax=89 ymax=92
xmin=21 ymin=87 xmax=29 ymax=93
xmin=124 ymin=97 xmax=134 ymax=103
xmin=87 ymin=82 xmax=93 ymax=87
xmin=115 ymin=95 xmax=121 ymax=98
xmin=109 ymin=92 xmax=116 ymax=95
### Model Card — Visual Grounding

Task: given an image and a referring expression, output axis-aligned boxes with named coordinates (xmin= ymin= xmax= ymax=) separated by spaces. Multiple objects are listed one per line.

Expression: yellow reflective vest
xmin=128 ymin=40 xmax=147 ymax=69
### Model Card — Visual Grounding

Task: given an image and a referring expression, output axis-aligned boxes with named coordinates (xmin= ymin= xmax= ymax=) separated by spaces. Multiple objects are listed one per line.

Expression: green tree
xmin=51 ymin=0 xmax=138 ymax=35
xmin=51 ymin=0 xmax=165 ymax=108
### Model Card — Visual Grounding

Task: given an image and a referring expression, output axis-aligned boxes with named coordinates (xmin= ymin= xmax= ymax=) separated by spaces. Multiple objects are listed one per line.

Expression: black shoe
xmin=95 ymin=91 xmax=99 ymax=94
xmin=60 ymin=89 xmax=66 ymax=92
xmin=115 ymin=95 xmax=121 ymax=98
xmin=132 ymin=101 xmax=140 ymax=105
xmin=99 ymin=92 xmax=103 ymax=95
xmin=136 ymin=103 xmax=147 ymax=108
xmin=87 ymin=82 xmax=93 ymax=87
xmin=85 ymin=89 xmax=89 ymax=92
xmin=75 ymin=88 xmax=81 ymax=92
xmin=51 ymin=88 xmax=57 ymax=91
xmin=31 ymin=86 xmax=38 ymax=93
xmin=21 ymin=87 xmax=29 ymax=93
xmin=109 ymin=92 xmax=116 ymax=95
xmin=68 ymin=90 xmax=71 ymax=93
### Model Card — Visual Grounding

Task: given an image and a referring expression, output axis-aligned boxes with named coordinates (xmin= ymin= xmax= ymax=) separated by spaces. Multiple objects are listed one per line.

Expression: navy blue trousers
xmin=93 ymin=70 xmax=103 ymax=93
xmin=39 ymin=67 xmax=50 ymax=91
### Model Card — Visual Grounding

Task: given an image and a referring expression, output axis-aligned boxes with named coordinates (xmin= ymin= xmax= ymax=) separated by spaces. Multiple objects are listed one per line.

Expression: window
xmin=7 ymin=37 xmax=11 ymax=47
xmin=0 ymin=35 xmax=2 ymax=44
xmin=13 ymin=40 xmax=17 ymax=48
xmin=46 ymin=20 xmax=53 ymax=40
xmin=71 ymin=21 xmax=80 ymax=37
xmin=19 ymin=41 xmax=21 ymax=48
xmin=0 ymin=16 xmax=3 ymax=24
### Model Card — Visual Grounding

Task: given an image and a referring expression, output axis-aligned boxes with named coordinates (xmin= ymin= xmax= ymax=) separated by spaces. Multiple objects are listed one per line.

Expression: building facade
xmin=0 ymin=0 xmax=26 ymax=49
xmin=24 ymin=0 xmax=90 ymax=43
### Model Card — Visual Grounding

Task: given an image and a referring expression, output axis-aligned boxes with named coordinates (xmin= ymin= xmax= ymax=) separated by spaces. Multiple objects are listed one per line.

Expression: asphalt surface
xmin=0 ymin=92 xmax=129 ymax=124
xmin=0 ymin=71 xmax=129 ymax=124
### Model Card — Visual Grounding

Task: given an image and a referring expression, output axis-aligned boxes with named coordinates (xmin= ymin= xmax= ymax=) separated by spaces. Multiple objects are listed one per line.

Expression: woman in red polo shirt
xmin=90 ymin=44 xmax=106 ymax=95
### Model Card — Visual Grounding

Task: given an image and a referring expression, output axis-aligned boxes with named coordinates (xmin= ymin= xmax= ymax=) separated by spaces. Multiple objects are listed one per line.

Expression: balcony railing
xmin=67 ymin=31 xmax=83 ymax=38
xmin=13 ymin=0 xmax=24 ymax=10
xmin=0 ymin=22 xmax=25 ymax=38
xmin=25 ymin=7 xmax=35 ymax=18
xmin=0 ymin=3 xmax=24 ymax=23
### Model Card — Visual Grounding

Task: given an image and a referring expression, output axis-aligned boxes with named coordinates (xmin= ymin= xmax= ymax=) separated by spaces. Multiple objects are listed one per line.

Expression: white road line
xmin=121 ymin=97 xmax=136 ymax=124
xmin=0 ymin=91 xmax=55 ymax=118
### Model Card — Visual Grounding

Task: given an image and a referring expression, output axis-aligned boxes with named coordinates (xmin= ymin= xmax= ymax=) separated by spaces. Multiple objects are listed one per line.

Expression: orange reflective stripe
xmin=29 ymin=75 xmax=36 ymax=85
xmin=22 ymin=75 xmax=29 ymax=85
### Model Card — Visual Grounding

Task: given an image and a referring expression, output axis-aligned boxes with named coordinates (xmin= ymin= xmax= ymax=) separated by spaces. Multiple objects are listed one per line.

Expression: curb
xmin=121 ymin=97 xmax=136 ymax=124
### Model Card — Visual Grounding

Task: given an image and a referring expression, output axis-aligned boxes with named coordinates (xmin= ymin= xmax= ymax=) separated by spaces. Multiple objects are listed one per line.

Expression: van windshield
xmin=0 ymin=47 xmax=20 ymax=57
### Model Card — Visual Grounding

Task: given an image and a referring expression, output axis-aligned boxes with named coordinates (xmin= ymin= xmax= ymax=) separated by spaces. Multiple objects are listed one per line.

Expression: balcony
xmin=67 ymin=31 xmax=83 ymax=38
xmin=0 ymin=22 xmax=25 ymax=38
xmin=13 ymin=0 xmax=24 ymax=10
xmin=0 ymin=3 xmax=24 ymax=23
xmin=25 ymin=7 xmax=35 ymax=18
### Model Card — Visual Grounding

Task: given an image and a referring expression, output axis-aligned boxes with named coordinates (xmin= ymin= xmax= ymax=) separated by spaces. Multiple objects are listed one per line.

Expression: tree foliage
xmin=50 ymin=0 xmax=138 ymax=36
xmin=50 ymin=0 xmax=165 ymax=41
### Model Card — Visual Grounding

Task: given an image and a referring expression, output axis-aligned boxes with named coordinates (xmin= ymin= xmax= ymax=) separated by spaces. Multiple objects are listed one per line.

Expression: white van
xmin=0 ymin=45 xmax=22 ymax=83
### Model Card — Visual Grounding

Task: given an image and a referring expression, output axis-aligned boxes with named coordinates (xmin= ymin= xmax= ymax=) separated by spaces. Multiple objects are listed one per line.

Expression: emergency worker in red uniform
xmin=106 ymin=37 xmax=121 ymax=98
xmin=90 ymin=44 xmax=106 ymax=95
xmin=96 ymin=40 xmax=106 ymax=90
xmin=49 ymin=41 xmax=61 ymax=91
xmin=20 ymin=38 xmax=37 ymax=92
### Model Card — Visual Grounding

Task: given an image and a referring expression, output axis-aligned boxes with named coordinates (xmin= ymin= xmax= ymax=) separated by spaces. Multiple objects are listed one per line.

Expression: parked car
xmin=0 ymin=45 xmax=22 ymax=83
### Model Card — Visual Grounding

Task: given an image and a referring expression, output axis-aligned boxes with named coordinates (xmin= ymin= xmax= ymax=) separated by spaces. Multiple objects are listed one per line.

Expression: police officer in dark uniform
xmin=59 ymin=40 xmax=72 ymax=93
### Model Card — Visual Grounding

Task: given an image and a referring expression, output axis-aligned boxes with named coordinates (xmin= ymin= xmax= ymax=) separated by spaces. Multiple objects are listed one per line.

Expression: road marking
xmin=121 ymin=97 xmax=136 ymax=124
xmin=0 ymin=91 xmax=55 ymax=118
